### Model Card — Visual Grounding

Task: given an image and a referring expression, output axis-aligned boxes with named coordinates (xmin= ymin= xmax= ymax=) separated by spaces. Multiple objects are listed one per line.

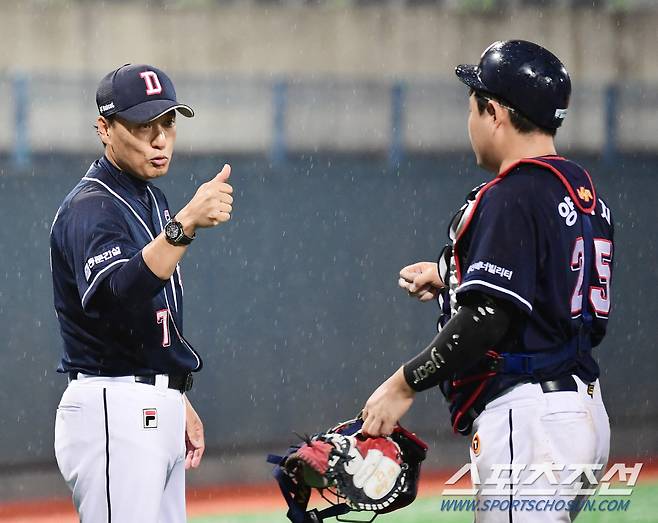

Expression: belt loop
xmin=184 ymin=373 xmax=193 ymax=393
xmin=152 ymin=374 xmax=168 ymax=390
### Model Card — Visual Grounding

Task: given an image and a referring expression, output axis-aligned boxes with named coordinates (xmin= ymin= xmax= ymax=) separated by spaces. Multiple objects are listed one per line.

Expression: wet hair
xmin=470 ymin=89 xmax=556 ymax=137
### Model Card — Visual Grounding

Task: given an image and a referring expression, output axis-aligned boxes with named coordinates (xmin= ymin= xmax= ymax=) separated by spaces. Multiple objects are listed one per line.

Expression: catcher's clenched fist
xmin=398 ymin=261 xmax=444 ymax=302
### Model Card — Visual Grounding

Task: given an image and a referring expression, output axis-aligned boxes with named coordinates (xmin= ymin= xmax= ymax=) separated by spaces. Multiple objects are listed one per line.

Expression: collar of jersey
xmin=98 ymin=155 xmax=151 ymax=199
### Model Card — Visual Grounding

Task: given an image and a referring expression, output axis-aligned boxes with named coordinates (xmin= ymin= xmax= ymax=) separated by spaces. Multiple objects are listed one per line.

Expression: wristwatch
xmin=164 ymin=218 xmax=196 ymax=246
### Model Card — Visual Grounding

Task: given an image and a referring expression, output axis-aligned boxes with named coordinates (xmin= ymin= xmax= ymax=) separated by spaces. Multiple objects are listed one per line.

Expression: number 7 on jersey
xmin=156 ymin=309 xmax=171 ymax=347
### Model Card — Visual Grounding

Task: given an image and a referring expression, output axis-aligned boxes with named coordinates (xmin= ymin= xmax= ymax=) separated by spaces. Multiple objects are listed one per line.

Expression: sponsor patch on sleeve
xmin=84 ymin=246 xmax=122 ymax=281
xmin=466 ymin=261 xmax=513 ymax=281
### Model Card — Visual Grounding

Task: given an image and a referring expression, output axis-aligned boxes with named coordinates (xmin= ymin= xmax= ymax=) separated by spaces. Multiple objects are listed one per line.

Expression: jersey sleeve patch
xmin=80 ymin=241 xmax=131 ymax=310
xmin=466 ymin=261 xmax=514 ymax=281
xmin=63 ymin=195 xmax=140 ymax=312
xmin=84 ymin=246 xmax=124 ymax=282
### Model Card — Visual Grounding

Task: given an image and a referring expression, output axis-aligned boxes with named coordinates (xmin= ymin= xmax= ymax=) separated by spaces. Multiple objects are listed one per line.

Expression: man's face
xmin=103 ymin=111 xmax=177 ymax=181
xmin=467 ymin=93 xmax=492 ymax=170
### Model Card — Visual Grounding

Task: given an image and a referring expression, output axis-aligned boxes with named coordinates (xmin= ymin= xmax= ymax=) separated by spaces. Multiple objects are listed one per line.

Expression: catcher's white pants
xmin=55 ymin=374 xmax=187 ymax=523
xmin=470 ymin=375 xmax=610 ymax=523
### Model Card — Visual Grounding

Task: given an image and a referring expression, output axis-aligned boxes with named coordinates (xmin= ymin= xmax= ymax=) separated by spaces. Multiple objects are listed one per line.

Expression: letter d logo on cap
xmin=140 ymin=71 xmax=163 ymax=96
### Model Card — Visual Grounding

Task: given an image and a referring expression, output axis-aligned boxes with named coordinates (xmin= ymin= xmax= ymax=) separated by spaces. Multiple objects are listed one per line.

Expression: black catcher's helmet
xmin=456 ymin=40 xmax=571 ymax=131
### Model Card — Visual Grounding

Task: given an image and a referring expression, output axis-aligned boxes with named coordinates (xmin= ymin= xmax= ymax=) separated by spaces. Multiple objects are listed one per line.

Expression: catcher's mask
xmin=267 ymin=417 xmax=428 ymax=523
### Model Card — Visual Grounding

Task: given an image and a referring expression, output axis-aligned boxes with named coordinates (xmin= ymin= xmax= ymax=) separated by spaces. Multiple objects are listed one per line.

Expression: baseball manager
xmin=50 ymin=64 xmax=233 ymax=522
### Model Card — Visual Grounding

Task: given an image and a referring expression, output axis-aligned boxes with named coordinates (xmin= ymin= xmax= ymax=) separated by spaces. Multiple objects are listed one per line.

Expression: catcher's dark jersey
xmin=442 ymin=156 xmax=613 ymax=404
xmin=50 ymin=156 xmax=202 ymax=376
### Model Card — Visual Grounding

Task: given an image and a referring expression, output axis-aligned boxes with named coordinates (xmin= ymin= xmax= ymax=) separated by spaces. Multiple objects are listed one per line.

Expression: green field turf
xmin=189 ymin=481 xmax=658 ymax=523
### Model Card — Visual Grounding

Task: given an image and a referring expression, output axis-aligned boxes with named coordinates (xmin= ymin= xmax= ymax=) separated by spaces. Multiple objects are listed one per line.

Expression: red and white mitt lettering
xmin=286 ymin=432 xmax=405 ymax=511
xmin=342 ymin=436 xmax=402 ymax=500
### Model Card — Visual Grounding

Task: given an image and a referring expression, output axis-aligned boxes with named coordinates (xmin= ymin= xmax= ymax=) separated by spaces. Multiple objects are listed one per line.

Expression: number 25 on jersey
xmin=570 ymin=238 xmax=613 ymax=318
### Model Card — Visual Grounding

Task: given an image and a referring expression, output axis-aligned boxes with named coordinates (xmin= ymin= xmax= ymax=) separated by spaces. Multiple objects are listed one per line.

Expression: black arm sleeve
xmin=97 ymin=251 xmax=167 ymax=308
xmin=402 ymin=293 xmax=513 ymax=392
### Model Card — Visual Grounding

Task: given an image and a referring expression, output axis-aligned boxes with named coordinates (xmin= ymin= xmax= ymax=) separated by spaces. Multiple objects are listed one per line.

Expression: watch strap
xmin=165 ymin=218 xmax=196 ymax=246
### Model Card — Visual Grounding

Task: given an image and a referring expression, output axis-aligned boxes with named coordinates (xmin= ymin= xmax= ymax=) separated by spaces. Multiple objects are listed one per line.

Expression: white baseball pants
xmin=470 ymin=375 xmax=610 ymax=522
xmin=55 ymin=374 xmax=187 ymax=523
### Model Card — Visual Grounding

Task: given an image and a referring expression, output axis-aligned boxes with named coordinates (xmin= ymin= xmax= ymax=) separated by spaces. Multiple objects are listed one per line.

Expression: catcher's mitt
xmin=267 ymin=417 xmax=428 ymax=523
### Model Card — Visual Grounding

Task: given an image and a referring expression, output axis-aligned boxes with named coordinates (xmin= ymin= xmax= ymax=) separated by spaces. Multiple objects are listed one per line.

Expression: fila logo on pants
xmin=143 ymin=408 xmax=158 ymax=429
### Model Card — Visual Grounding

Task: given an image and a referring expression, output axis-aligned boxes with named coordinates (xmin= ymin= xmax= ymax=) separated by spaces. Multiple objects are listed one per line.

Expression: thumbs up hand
xmin=176 ymin=164 xmax=234 ymax=234
xmin=213 ymin=163 xmax=231 ymax=184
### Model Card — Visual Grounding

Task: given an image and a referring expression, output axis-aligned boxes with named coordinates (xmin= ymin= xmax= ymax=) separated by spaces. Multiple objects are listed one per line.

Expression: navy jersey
xmin=50 ymin=156 xmax=202 ymax=376
xmin=443 ymin=156 xmax=613 ymax=408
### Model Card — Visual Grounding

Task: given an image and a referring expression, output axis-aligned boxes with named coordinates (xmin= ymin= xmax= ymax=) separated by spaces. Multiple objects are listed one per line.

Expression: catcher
xmin=363 ymin=41 xmax=612 ymax=522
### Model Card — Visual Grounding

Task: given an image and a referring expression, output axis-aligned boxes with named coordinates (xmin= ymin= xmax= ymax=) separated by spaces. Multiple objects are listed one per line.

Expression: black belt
xmin=540 ymin=375 xmax=577 ymax=393
xmin=69 ymin=372 xmax=194 ymax=393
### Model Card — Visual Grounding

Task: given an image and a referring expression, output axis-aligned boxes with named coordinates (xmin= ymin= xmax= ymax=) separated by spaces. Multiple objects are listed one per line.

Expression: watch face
xmin=165 ymin=220 xmax=182 ymax=241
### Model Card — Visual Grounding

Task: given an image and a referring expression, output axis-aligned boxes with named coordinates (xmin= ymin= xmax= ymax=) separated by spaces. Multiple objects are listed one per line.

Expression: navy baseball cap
xmin=96 ymin=64 xmax=194 ymax=123
xmin=455 ymin=40 xmax=571 ymax=130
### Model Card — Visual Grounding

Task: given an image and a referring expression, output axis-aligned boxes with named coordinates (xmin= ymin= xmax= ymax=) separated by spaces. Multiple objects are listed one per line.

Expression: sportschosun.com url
xmin=440 ymin=498 xmax=631 ymax=512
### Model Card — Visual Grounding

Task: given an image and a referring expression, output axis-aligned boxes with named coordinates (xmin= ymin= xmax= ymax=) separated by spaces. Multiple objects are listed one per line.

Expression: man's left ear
xmin=97 ymin=116 xmax=111 ymax=144
xmin=489 ymin=101 xmax=507 ymax=130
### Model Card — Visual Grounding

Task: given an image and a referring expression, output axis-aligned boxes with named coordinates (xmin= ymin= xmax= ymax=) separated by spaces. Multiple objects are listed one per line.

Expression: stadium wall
xmin=0 ymin=152 xmax=654 ymax=498
xmin=1 ymin=4 xmax=657 ymax=81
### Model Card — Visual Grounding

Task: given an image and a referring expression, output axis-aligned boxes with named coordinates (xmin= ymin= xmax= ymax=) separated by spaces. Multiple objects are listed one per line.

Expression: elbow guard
xmin=402 ymin=295 xmax=512 ymax=392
